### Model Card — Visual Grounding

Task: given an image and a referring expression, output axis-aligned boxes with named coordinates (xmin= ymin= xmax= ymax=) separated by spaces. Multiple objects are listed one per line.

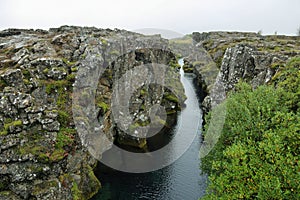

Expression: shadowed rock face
xmin=0 ymin=26 xmax=185 ymax=199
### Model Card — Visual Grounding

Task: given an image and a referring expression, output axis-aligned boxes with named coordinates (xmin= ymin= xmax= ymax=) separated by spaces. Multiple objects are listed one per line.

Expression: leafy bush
xmin=201 ymin=57 xmax=300 ymax=199
xmin=273 ymin=56 xmax=300 ymax=112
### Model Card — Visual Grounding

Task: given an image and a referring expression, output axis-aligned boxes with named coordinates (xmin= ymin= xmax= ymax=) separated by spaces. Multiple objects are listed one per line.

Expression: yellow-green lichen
xmin=140 ymin=88 xmax=147 ymax=96
xmin=169 ymin=59 xmax=181 ymax=70
xmin=71 ymin=182 xmax=82 ymax=200
xmin=59 ymin=165 xmax=101 ymax=200
xmin=109 ymin=50 xmax=120 ymax=56
xmin=49 ymin=148 xmax=66 ymax=162
xmin=0 ymin=191 xmax=12 ymax=196
xmin=62 ymin=58 xmax=77 ymax=66
xmin=164 ymin=93 xmax=179 ymax=103
xmin=100 ymin=38 xmax=108 ymax=47
xmin=97 ymin=102 xmax=109 ymax=113
xmin=66 ymin=73 xmax=76 ymax=82
xmin=32 ymin=180 xmax=59 ymax=196
xmin=71 ymin=66 xmax=78 ymax=72
xmin=0 ymin=120 xmax=23 ymax=136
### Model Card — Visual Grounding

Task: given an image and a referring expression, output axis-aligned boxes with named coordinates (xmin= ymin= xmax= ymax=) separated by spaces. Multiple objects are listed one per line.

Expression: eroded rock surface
xmin=185 ymin=31 xmax=300 ymax=112
xmin=0 ymin=26 xmax=185 ymax=199
xmin=1 ymin=26 xmax=299 ymax=199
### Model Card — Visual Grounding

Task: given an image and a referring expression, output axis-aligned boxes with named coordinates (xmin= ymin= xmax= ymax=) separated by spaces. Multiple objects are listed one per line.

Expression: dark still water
xmin=92 ymin=59 xmax=207 ymax=200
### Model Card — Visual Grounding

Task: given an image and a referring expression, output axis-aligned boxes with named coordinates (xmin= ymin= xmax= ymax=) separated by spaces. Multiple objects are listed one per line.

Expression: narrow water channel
xmin=92 ymin=59 xmax=207 ymax=200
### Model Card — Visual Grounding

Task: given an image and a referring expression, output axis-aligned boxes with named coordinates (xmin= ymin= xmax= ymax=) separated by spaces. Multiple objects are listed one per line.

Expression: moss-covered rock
xmin=0 ymin=26 xmax=185 ymax=199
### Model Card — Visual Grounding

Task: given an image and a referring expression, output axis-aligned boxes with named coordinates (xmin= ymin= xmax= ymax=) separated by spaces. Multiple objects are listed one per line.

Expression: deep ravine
xmin=92 ymin=58 xmax=207 ymax=200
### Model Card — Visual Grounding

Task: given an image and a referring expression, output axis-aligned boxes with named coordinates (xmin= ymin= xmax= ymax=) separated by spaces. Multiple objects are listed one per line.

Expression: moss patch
xmin=41 ymin=78 xmax=73 ymax=127
xmin=18 ymin=127 xmax=76 ymax=163
xmin=0 ymin=120 xmax=23 ymax=136
xmin=0 ymin=191 xmax=14 ymax=197
xmin=164 ymin=93 xmax=179 ymax=103
xmin=32 ymin=180 xmax=59 ymax=196
xmin=19 ymin=144 xmax=49 ymax=162
xmin=0 ymin=78 xmax=8 ymax=91
xmin=109 ymin=50 xmax=120 ymax=56
xmin=62 ymin=58 xmax=77 ymax=66
xmin=169 ymin=59 xmax=181 ymax=70
xmin=97 ymin=102 xmax=109 ymax=114
xmin=57 ymin=110 xmax=71 ymax=127
xmin=59 ymin=165 xmax=101 ymax=200
xmin=82 ymin=165 xmax=101 ymax=199
xmin=100 ymin=38 xmax=108 ymax=47
xmin=55 ymin=128 xmax=76 ymax=149
xmin=71 ymin=182 xmax=82 ymax=200
xmin=117 ymin=135 xmax=147 ymax=149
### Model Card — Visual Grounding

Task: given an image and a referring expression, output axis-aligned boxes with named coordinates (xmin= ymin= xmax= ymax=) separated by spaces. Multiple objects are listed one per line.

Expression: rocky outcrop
xmin=1 ymin=25 xmax=298 ymax=199
xmin=168 ymin=35 xmax=194 ymax=57
xmin=0 ymin=26 xmax=185 ymax=199
xmin=186 ymin=31 xmax=300 ymax=113
xmin=219 ymin=44 xmax=288 ymax=90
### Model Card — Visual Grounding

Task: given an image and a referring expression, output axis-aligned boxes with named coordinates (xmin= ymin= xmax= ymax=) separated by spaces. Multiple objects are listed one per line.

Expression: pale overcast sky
xmin=1 ymin=0 xmax=299 ymax=35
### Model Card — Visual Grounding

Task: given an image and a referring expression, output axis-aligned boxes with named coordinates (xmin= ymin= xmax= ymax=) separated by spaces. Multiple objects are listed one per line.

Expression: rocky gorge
xmin=0 ymin=26 xmax=299 ymax=199
xmin=0 ymin=26 xmax=185 ymax=199
xmin=182 ymin=31 xmax=300 ymax=113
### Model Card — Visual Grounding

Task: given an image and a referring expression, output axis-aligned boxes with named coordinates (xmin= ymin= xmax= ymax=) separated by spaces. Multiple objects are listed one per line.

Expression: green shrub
xmin=272 ymin=56 xmax=300 ymax=112
xmin=201 ymin=57 xmax=300 ymax=199
xmin=202 ymin=112 xmax=300 ymax=199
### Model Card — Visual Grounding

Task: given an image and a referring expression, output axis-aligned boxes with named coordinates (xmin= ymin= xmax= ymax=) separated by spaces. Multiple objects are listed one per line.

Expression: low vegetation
xmin=201 ymin=57 xmax=300 ymax=199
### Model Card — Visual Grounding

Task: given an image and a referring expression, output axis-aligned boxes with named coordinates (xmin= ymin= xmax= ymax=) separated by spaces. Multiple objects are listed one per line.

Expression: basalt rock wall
xmin=0 ymin=26 xmax=185 ymax=199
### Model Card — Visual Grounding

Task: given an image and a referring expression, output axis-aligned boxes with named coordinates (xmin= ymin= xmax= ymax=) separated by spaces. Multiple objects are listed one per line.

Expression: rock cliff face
xmin=0 ymin=26 xmax=185 ymax=199
xmin=1 ymin=26 xmax=299 ymax=199
xmin=185 ymin=31 xmax=300 ymax=113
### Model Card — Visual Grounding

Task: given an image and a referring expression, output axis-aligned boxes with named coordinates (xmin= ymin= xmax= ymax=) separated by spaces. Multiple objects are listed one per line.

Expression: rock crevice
xmin=0 ymin=26 xmax=185 ymax=199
